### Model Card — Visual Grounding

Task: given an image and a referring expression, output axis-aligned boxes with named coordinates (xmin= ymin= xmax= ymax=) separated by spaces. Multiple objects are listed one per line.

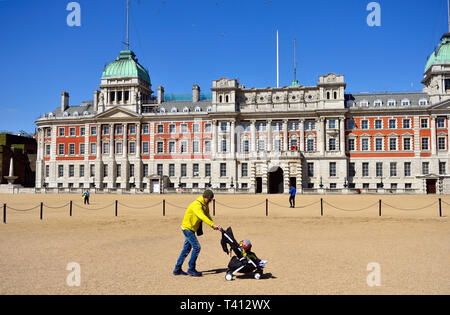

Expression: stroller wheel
xmin=225 ymin=273 xmax=233 ymax=281
xmin=254 ymin=272 xmax=261 ymax=280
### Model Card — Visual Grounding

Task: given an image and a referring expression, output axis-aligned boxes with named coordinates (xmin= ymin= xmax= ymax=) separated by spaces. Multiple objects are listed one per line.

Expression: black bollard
xmin=70 ymin=200 xmax=73 ymax=217
xmin=439 ymin=198 xmax=442 ymax=217
xmin=40 ymin=202 xmax=43 ymax=220
xmin=213 ymin=199 xmax=216 ymax=216
xmin=320 ymin=198 xmax=323 ymax=217
xmin=115 ymin=200 xmax=118 ymax=217
xmin=3 ymin=204 xmax=6 ymax=224
xmin=266 ymin=199 xmax=268 ymax=217
xmin=379 ymin=200 xmax=382 ymax=217
xmin=163 ymin=199 xmax=166 ymax=216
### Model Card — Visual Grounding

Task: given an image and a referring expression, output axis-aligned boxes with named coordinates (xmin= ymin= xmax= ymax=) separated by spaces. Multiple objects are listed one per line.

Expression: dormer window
xmin=419 ymin=99 xmax=428 ymax=106
xmin=387 ymin=100 xmax=396 ymax=106
xmin=374 ymin=100 xmax=382 ymax=107
xmin=194 ymin=107 xmax=201 ymax=112
xmin=160 ymin=108 xmax=166 ymax=113
xmin=171 ymin=107 xmax=178 ymax=113
xmin=360 ymin=100 xmax=369 ymax=107
xmin=401 ymin=99 xmax=410 ymax=106
xmin=183 ymin=107 xmax=189 ymax=113
xmin=207 ymin=106 xmax=212 ymax=112
xmin=63 ymin=112 xmax=69 ymax=117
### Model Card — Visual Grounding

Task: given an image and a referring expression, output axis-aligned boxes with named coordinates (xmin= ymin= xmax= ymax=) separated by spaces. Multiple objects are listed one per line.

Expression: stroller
xmin=220 ymin=227 xmax=267 ymax=281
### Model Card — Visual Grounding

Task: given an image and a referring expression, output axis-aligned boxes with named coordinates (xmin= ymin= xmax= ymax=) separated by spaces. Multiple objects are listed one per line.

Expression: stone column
xmin=283 ymin=119 xmax=288 ymax=151
xmin=212 ymin=119 xmax=218 ymax=159
xmin=250 ymin=120 xmax=257 ymax=154
xmin=340 ymin=117 xmax=346 ymax=154
xmin=299 ymin=119 xmax=305 ymax=152
xmin=136 ymin=122 xmax=142 ymax=189
xmin=230 ymin=120 xmax=236 ymax=158
xmin=319 ymin=118 xmax=325 ymax=155
xmin=122 ymin=123 xmax=128 ymax=158
xmin=95 ymin=123 xmax=102 ymax=188
xmin=267 ymin=119 xmax=273 ymax=152
xmin=431 ymin=116 xmax=437 ymax=155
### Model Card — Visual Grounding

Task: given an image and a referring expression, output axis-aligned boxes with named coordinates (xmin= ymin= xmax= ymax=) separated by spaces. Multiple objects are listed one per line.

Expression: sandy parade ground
xmin=0 ymin=193 xmax=449 ymax=295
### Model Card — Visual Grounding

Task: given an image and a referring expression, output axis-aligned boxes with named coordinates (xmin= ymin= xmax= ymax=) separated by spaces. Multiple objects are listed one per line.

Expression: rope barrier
xmin=215 ymin=200 xmax=266 ymax=210
xmin=117 ymin=201 xmax=162 ymax=209
xmin=382 ymin=201 xmax=438 ymax=211
xmin=165 ymin=201 xmax=187 ymax=209
xmin=43 ymin=202 xmax=71 ymax=209
xmin=6 ymin=205 xmax=41 ymax=212
xmin=323 ymin=200 xmax=379 ymax=212
xmin=441 ymin=200 xmax=450 ymax=206
xmin=72 ymin=202 xmax=115 ymax=211
xmin=268 ymin=200 xmax=320 ymax=209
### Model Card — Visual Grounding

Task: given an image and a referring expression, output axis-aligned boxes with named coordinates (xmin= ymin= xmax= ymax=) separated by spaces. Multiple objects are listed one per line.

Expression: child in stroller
xmin=220 ymin=227 xmax=268 ymax=281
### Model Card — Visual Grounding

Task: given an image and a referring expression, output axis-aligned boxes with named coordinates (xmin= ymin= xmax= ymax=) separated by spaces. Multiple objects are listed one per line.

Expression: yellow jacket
xmin=181 ymin=196 xmax=215 ymax=232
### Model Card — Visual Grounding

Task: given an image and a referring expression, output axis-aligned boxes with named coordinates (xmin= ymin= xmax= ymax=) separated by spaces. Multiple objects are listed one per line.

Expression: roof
xmin=102 ymin=50 xmax=151 ymax=84
xmin=425 ymin=33 xmax=450 ymax=72
xmin=345 ymin=92 xmax=429 ymax=109
xmin=48 ymin=103 xmax=95 ymax=118
xmin=158 ymin=100 xmax=212 ymax=113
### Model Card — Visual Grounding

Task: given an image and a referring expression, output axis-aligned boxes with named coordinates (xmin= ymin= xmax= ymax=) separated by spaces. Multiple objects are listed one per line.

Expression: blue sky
xmin=0 ymin=0 xmax=448 ymax=134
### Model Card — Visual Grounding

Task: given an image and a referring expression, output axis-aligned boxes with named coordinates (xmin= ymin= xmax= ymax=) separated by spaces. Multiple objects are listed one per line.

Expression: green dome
xmin=425 ymin=33 xmax=450 ymax=72
xmin=102 ymin=50 xmax=150 ymax=83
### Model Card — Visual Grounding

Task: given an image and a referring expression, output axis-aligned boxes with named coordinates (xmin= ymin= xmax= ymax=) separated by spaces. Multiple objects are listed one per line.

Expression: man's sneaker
xmin=187 ymin=269 xmax=202 ymax=277
xmin=173 ymin=269 xmax=188 ymax=276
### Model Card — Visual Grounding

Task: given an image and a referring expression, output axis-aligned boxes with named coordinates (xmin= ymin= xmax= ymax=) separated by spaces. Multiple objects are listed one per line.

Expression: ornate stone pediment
xmin=95 ymin=106 xmax=140 ymax=119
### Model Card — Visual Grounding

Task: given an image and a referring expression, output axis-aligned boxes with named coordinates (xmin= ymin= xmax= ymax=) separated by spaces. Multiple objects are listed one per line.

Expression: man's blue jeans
xmin=174 ymin=229 xmax=201 ymax=272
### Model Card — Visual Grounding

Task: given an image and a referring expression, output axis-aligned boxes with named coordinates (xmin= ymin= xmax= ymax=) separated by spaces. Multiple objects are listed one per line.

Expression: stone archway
xmin=268 ymin=166 xmax=284 ymax=194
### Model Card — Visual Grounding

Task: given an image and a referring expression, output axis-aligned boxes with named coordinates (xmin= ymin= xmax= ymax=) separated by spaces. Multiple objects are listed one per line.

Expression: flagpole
xmin=277 ymin=30 xmax=279 ymax=88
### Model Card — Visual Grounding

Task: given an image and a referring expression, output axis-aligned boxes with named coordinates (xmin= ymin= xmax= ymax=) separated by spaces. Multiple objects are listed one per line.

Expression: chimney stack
xmin=158 ymin=85 xmax=165 ymax=104
xmin=192 ymin=84 xmax=200 ymax=103
xmin=61 ymin=91 xmax=69 ymax=112
xmin=93 ymin=90 xmax=99 ymax=112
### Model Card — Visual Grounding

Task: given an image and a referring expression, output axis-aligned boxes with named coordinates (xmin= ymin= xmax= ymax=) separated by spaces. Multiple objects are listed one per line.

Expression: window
xmin=103 ymin=165 xmax=108 ymax=177
xmin=169 ymin=124 xmax=176 ymax=134
xmin=169 ymin=142 xmax=175 ymax=154
xmin=329 ymin=138 xmax=336 ymax=151
xmin=401 ymin=99 xmax=410 ymax=106
xmin=374 ymin=100 xmax=382 ymax=107
xmin=390 ymin=163 xmax=397 ymax=177
xmin=388 ymin=100 xmax=396 ymax=107
xmin=103 ymin=126 xmax=109 ymax=135
xmin=290 ymin=139 xmax=298 ymax=151
xmin=129 ymin=125 xmax=136 ymax=134
xmin=307 ymin=163 xmax=314 ymax=177
xmin=90 ymin=126 xmax=97 ymax=135
xmin=403 ymin=138 xmax=411 ymax=151
xmin=193 ymin=141 xmax=200 ymax=153
xmin=289 ymin=122 xmax=299 ymax=131
xmin=157 ymin=125 xmax=164 ymax=134
xmin=220 ymin=163 xmax=227 ymax=177
xmin=389 ymin=138 xmax=397 ymax=151
xmin=438 ymin=137 xmax=446 ymax=150
xmin=45 ymin=144 xmax=51 ymax=156
xmin=242 ymin=140 xmax=249 ymax=153
xmin=402 ymin=119 xmax=410 ymax=129
xmin=274 ymin=139 xmax=282 ymax=151
xmin=221 ymin=139 xmax=227 ymax=152
xmin=45 ymin=128 xmax=51 ymax=137
xmin=45 ymin=165 xmax=50 ymax=177
xmin=181 ymin=124 xmax=188 ymax=133
xmin=169 ymin=164 xmax=175 ymax=177
xmin=180 ymin=141 xmax=188 ymax=153
xmin=90 ymin=165 xmax=95 ymax=177
xmin=375 ymin=138 xmax=383 ymax=151
xmin=347 ymin=120 xmax=356 ymax=130
xmin=348 ymin=163 xmax=356 ymax=177
xmin=422 ymin=162 xmax=429 ymax=175
xmin=421 ymin=119 xmax=429 ymax=129
xmin=193 ymin=164 xmax=199 ymax=177
xmin=256 ymin=123 xmax=266 ymax=132
xmin=388 ymin=119 xmax=396 ymax=129
xmin=142 ymin=142 xmax=149 ymax=154
xmin=328 ymin=120 xmax=336 ymax=129
xmin=157 ymin=164 xmax=163 ymax=176
xmin=329 ymin=162 xmax=336 ymax=177
xmin=59 ymin=128 xmax=65 ymax=137
xmin=242 ymin=163 xmax=248 ymax=177
xmin=439 ymin=162 xmax=446 ymax=175
xmin=58 ymin=165 xmax=64 ymax=177
xmin=419 ymin=99 xmax=428 ymax=106
xmin=348 ymin=139 xmax=355 ymax=151
xmin=142 ymin=125 xmax=149 ymax=134
xmin=361 ymin=120 xmax=369 ymax=129
xmin=90 ymin=143 xmax=96 ymax=155
xmin=103 ymin=142 xmax=109 ymax=154
xmin=181 ymin=164 xmax=187 ymax=177
xmin=129 ymin=164 xmax=135 ymax=177
xmin=116 ymin=142 xmax=122 ymax=154
xmin=157 ymin=142 xmax=164 ymax=153
xmin=204 ymin=124 xmax=212 ymax=133
xmin=205 ymin=164 xmax=211 ymax=177
xmin=79 ymin=165 xmax=84 ymax=177
xmin=405 ymin=183 xmax=412 ymax=189
xmin=307 ymin=139 xmax=315 ymax=152
xmin=374 ymin=120 xmax=382 ymax=129
xmin=116 ymin=165 xmax=121 ymax=177
xmin=69 ymin=165 xmax=74 ymax=177
xmin=376 ymin=162 xmax=383 ymax=177
xmin=221 ymin=122 xmax=227 ymax=132
xmin=258 ymin=140 xmax=265 ymax=152
xmin=361 ymin=138 xmax=369 ymax=151
xmin=193 ymin=124 xmax=200 ymax=133
xmin=362 ymin=163 xmax=369 ymax=177
xmin=116 ymin=125 xmax=123 ymax=135
xmin=437 ymin=118 xmax=446 ymax=128
xmin=204 ymin=141 xmax=211 ymax=153
xmin=58 ymin=144 xmax=65 ymax=155
xmin=421 ymin=138 xmax=429 ymax=151
xmin=404 ymin=162 xmax=411 ymax=177
xmin=69 ymin=128 xmax=76 ymax=137
xmin=80 ymin=143 xmax=85 ymax=155
xmin=360 ymin=101 xmax=369 ymax=107
xmin=69 ymin=143 xmax=75 ymax=155
xmin=129 ymin=142 xmax=136 ymax=154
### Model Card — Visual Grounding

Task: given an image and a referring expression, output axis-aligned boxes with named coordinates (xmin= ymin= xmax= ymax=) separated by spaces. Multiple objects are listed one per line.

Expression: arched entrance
xmin=268 ymin=166 xmax=284 ymax=194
